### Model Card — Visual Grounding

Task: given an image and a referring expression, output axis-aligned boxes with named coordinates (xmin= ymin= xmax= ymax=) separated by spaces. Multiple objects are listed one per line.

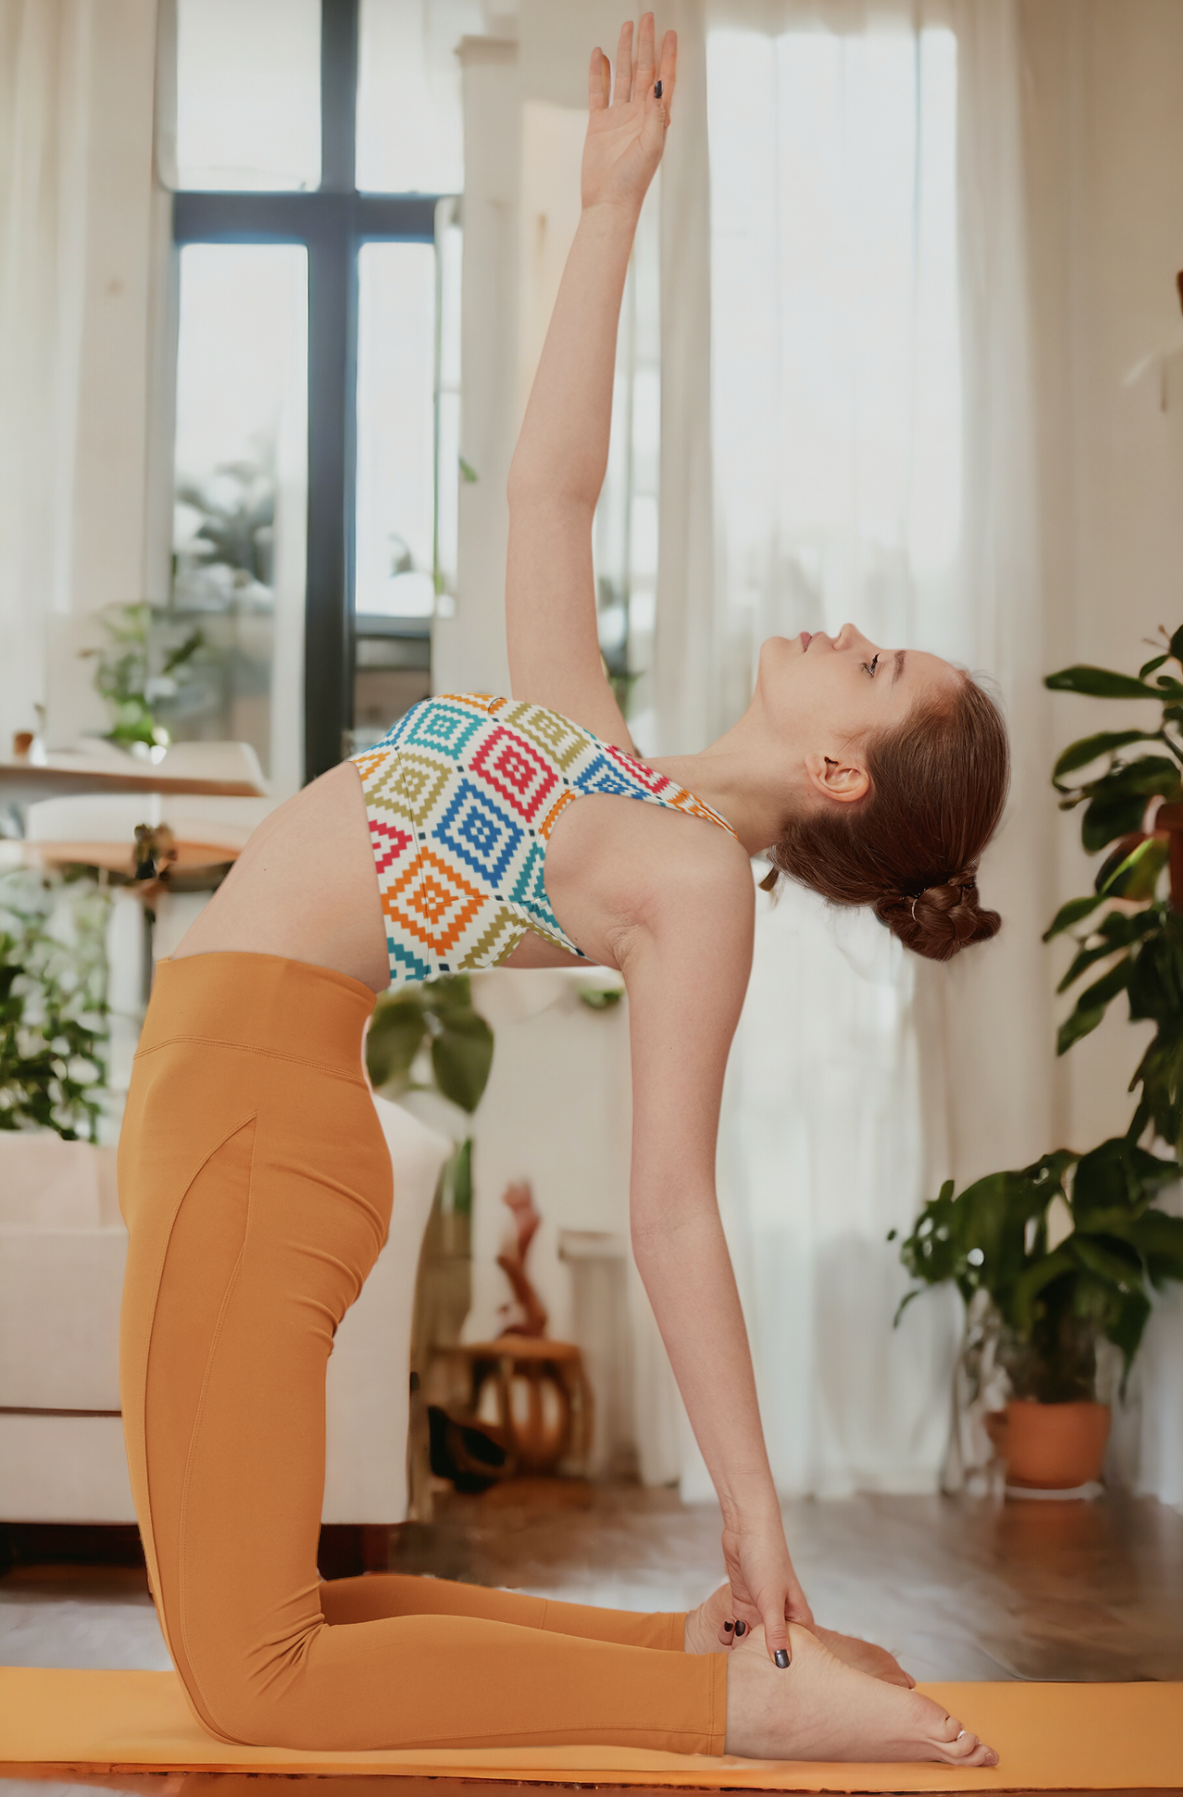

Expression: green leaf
xmin=1056 ymin=958 xmax=1132 ymax=1055
xmin=1081 ymin=760 xmax=1182 ymax=853
xmin=1058 ymin=939 xmax=1126 ymax=994
xmin=578 ymin=986 xmax=624 ymax=1010
xmin=1012 ymin=1246 xmax=1077 ymax=1333
xmin=1046 ymin=666 xmax=1162 ymax=700
xmin=1052 ymin=729 xmax=1160 ymax=787
xmin=422 ymin=973 xmax=478 ymax=1021
xmin=365 ymin=996 xmax=426 ymax=1090
xmin=1071 ymin=1234 xmax=1144 ymax=1295
xmin=431 ymin=1011 xmax=494 ymax=1113
xmin=1097 ymin=835 xmax=1169 ymax=901
xmin=1139 ymin=654 xmax=1170 ymax=678
xmin=1104 ymin=1287 xmax=1153 ymax=1386
xmin=1170 ymin=625 xmax=1183 ymax=666
xmin=1044 ymin=893 xmax=1104 ymax=941
xmin=1127 ymin=1210 xmax=1183 ymax=1284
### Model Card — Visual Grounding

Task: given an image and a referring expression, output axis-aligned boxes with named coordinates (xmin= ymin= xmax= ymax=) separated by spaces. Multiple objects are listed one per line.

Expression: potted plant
xmin=893 ymin=627 xmax=1183 ymax=1490
xmin=892 ymin=1137 xmax=1183 ymax=1487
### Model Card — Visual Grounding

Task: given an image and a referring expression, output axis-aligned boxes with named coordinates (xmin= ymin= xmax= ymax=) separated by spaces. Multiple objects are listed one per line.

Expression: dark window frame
xmin=171 ymin=0 xmax=439 ymax=782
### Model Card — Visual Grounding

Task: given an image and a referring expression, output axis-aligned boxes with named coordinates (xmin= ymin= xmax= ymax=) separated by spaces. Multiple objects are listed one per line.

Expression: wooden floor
xmin=2 ymin=1483 xmax=1181 ymax=1795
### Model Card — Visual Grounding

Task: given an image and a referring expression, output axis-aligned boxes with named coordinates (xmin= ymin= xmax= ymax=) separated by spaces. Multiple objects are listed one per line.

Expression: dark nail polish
xmin=733 ymin=1620 xmax=747 ymax=1638
xmin=774 ymin=1649 xmax=790 ymax=1669
xmin=723 ymin=1620 xmax=734 ymax=1632
xmin=654 ymin=79 xmax=663 ymax=98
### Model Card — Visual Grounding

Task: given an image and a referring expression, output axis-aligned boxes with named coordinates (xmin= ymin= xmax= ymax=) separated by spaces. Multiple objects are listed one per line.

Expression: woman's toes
xmin=934 ymin=1716 xmax=999 ymax=1768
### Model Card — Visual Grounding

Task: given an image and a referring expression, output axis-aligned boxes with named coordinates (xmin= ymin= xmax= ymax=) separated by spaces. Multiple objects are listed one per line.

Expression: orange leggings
xmin=118 ymin=952 xmax=726 ymax=1753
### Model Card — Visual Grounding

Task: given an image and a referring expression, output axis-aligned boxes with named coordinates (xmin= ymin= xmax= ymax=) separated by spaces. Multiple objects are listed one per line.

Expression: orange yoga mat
xmin=1 ymin=1667 xmax=1181 ymax=1790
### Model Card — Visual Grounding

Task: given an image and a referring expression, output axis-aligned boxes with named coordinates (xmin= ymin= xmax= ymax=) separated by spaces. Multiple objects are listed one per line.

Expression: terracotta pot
xmin=998 ymin=1398 xmax=1111 ymax=1490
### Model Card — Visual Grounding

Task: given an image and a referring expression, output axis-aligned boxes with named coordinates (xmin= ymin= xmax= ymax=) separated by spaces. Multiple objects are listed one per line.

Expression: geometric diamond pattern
xmin=470 ymin=726 xmax=558 ymax=823
xmin=351 ymin=693 xmax=737 ymax=989
xmin=383 ymin=848 xmax=485 ymax=959
xmin=435 ymin=777 xmax=524 ymax=888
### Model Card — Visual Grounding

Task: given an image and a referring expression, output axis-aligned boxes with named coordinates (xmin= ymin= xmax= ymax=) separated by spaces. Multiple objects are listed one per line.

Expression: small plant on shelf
xmin=79 ymin=602 xmax=204 ymax=752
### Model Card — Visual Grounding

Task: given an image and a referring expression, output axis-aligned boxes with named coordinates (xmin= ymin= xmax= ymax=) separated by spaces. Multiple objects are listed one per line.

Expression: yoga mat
xmin=1 ymin=1667 xmax=1181 ymax=1790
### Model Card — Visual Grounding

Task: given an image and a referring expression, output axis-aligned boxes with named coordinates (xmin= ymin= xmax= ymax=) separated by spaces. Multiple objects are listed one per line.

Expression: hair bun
xmin=874 ymin=871 xmax=1000 ymax=963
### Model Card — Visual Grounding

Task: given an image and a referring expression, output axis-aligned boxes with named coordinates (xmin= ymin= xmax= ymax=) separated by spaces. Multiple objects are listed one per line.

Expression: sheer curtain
xmin=0 ymin=0 xmax=90 ymax=754
xmin=647 ymin=0 xmax=1057 ymax=1497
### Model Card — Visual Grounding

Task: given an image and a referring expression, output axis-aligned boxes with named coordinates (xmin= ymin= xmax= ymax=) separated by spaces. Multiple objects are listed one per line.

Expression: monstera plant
xmin=893 ymin=628 xmax=1183 ymax=1488
xmin=1044 ymin=626 xmax=1183 ymax=1152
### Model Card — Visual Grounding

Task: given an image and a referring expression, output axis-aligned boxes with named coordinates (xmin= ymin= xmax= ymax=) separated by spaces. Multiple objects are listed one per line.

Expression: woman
xmin=119 ymin=16 xmax=1004 ymax=1767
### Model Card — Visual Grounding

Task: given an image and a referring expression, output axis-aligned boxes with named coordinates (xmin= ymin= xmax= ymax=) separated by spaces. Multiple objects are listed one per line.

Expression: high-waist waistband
xmin=137 ymin=953 xmax=377 ymax=1081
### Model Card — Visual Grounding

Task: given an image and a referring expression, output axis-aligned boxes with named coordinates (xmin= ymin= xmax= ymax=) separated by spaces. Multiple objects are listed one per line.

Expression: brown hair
xmin=760 ymin=675 xmax=1009 ymax=962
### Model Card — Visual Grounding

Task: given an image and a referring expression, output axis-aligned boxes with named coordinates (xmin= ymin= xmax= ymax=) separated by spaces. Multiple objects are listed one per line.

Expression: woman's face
xmin=757 ymin=623 xmax=959 ymax=754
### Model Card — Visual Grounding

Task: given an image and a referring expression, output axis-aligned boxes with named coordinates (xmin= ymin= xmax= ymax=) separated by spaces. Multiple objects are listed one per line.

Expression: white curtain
xmin=648 ymin=0 xmax=1057 ymax=1498
xmin=0 ymin=1 xmax=90 ymax=755
xmin=0 ymin=0 xmax=162 ymax=758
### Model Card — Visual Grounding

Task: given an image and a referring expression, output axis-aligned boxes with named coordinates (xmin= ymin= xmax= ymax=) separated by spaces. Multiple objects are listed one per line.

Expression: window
xmin=162 ymin=0 xmax=478 ymax=787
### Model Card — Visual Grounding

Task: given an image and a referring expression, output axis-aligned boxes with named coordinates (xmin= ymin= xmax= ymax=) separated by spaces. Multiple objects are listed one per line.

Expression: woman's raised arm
xmin=505 ymin=16 xmax=675 ymax=748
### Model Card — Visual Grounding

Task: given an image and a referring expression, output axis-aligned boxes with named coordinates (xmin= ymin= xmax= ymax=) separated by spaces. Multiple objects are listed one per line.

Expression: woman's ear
xmin=804 ymin=751 xmax=869 ymax=806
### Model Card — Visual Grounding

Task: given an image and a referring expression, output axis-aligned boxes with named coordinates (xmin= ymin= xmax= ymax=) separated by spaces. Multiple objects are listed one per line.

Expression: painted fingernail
xmin=733 ymin=1620 xmax=747 ymax=1638
xmin=774 ymin=1649 xmax=790 ymax=1669
xmin=654 ymin=79 xmax=663 ymax=98
xmin=723 ymin=1620 xmax=734 ymax=1632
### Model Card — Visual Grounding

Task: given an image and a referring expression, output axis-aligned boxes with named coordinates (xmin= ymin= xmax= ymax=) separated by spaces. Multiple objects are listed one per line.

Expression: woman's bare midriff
xmin=171 ymin=760 xmax=593 ymax=992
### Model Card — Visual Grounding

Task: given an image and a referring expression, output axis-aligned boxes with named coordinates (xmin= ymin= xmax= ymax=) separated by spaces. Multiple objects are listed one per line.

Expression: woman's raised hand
xmin=583 ymin=15 xmax=676 ymax=216
xmin=722 ymin=1514 xmax=816 ymax=1666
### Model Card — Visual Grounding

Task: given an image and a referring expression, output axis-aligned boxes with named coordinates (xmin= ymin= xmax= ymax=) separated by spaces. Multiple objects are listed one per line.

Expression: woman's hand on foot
xmin=686 ymin=1585 xmax=915 ymax=1689
xmin=723 ymin=1624 xmax=998 ymax=1766
xmin=721 ymin=1517 xmax=814 ymax=1663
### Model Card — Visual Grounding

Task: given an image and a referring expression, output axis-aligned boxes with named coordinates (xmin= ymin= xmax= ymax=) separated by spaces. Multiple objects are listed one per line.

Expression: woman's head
xmin=757 ymin=626 xmax=1009 ymax=961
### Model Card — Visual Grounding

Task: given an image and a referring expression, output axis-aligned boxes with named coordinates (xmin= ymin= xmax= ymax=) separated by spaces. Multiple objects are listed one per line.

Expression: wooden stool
xmin=436 ymin=1337 xmax=593 ymax=1476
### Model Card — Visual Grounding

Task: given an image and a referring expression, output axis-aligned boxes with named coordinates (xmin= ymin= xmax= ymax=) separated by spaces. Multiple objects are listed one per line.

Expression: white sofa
xmin=0 ymin=1097 xmax=448 ymax=1526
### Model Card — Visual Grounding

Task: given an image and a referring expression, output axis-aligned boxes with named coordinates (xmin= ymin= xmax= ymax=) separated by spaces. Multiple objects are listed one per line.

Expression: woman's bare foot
xmin=724 ymin=1625 xmax=998 ymax=1766
xmin=812 ymin=1624 xmax=915 ymax=1689
xmin=684 ymin=1585 xmax=915 ymax=1688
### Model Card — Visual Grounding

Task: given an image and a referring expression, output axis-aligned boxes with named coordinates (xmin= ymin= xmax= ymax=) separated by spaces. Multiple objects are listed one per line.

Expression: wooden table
xmin=433 ymin=1337 xmax=593 ymax=1478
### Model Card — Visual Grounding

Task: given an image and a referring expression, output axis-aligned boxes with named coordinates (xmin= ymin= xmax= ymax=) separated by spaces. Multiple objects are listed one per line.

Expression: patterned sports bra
xmin=350 ymin=693 xmax=738 ymax=988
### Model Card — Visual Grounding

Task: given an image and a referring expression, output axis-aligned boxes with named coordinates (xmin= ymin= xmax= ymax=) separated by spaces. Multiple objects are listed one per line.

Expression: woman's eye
xmin=863 ymin=654 xmax=880 ymax=677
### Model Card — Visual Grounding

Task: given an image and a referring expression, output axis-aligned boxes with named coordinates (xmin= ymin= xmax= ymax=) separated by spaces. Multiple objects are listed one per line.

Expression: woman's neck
xmin=646 ymin=737 xmax=798 ymax=858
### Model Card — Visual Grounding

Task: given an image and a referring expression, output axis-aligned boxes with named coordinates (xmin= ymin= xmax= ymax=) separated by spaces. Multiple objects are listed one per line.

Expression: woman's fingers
xmin=612 ymin=19 xmax=634 ymax=106
xmin=588 ymin=47 xmax=610 ymax=113
xmin=657 ymin=28 xmax=677 ymax=113
xmin=634 ymin=12 xmax=657 ymax=100
xmin=764 ymin=1618 xmax=792 ymax=1667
